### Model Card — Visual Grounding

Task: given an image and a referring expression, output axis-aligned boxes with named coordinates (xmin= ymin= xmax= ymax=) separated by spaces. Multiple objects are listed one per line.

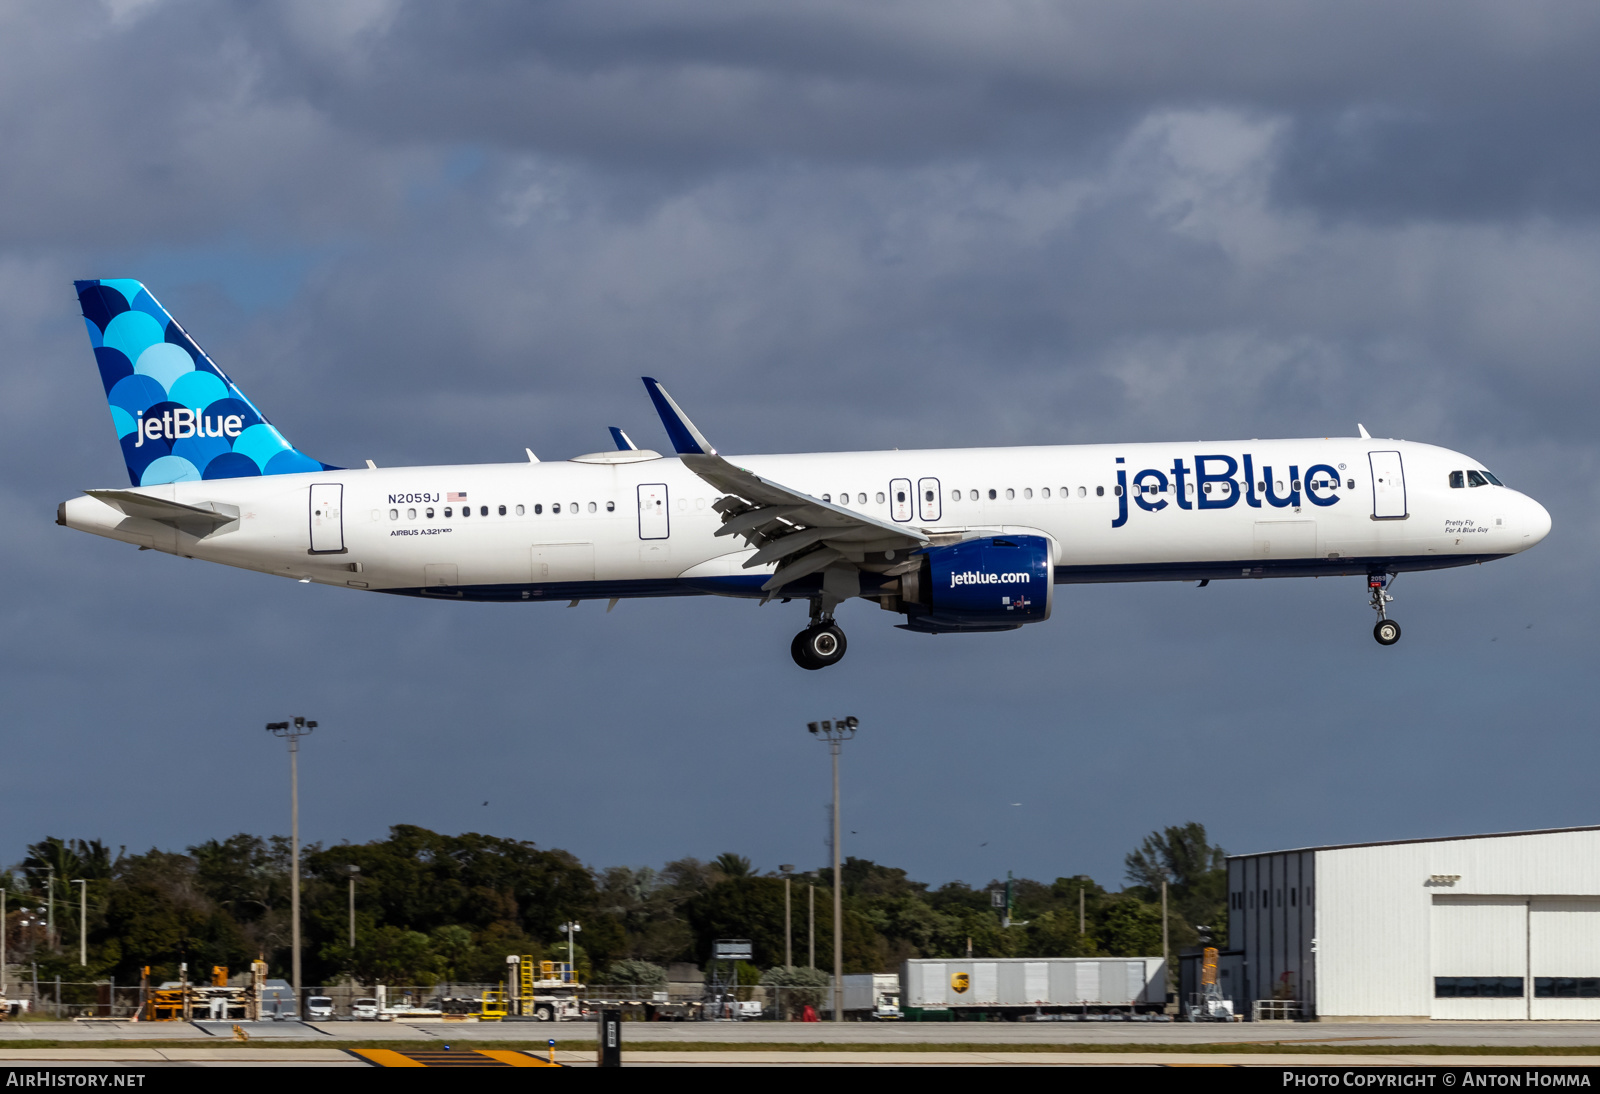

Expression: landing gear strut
xmin=791 ymin=598 xmax=848 ymax=670
xmin=1369 ymin=574 xmax=1400 ymax=646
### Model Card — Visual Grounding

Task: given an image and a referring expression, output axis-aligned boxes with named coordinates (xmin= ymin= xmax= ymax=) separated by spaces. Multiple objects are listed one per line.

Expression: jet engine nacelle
xmin=898 ymin=534 xmax=1054 ymax=633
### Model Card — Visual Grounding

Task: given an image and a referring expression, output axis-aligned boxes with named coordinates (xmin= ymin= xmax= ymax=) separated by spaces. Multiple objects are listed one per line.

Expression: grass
xmin=1 ymin=1039 xmax=1599 ymax=1055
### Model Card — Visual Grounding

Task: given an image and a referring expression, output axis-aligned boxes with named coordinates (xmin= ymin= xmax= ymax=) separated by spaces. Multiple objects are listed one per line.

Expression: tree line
xmin=0 ymin=822 xmax=1225 ymax=987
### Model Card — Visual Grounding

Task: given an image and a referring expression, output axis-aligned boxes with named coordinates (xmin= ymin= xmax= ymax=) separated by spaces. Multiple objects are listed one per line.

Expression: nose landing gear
xmin=1369 ymin=574 xmax=1400 ymax=646
xmin=792 ymin=623 xmax=847 ymax=670
xmin=791 ymin=597 xmax=848 ymax=670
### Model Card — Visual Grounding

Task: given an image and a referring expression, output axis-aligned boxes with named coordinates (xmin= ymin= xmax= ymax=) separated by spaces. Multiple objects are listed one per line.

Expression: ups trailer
xmin=901 ymin=957 xmax=1167 ymax=1020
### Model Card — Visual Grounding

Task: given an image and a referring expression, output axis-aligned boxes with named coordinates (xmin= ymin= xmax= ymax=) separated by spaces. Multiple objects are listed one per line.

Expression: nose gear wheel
xmin=1368 ymin=573 xmax=1400 ymax=646
xmin=792 ymin=623 xmax=847 ymax=670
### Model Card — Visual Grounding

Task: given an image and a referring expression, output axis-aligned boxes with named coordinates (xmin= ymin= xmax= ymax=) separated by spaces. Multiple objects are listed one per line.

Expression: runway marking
xmin=349 ymin=1048 xmax=560 ymax=1067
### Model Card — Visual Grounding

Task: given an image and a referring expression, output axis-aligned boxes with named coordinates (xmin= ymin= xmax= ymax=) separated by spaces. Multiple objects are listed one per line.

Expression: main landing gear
xmin=791 ymin=598 xmax=848 ymax=670
xmin=1369 ymin=573 xmax=1401 ymax=646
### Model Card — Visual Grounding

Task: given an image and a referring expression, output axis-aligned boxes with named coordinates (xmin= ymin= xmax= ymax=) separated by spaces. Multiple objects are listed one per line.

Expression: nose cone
xmin=1521 ymin=494 xmax=1552 ymax=549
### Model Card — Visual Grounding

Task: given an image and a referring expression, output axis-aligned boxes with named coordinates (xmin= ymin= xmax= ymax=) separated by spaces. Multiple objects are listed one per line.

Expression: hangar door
xmin=1530 ymin=898 xmax=1600 ymax=1019
xmin=1431 ymin=896 xmax=1600 ymax=1019
xmin=1430 ymin=897 xmax=1527 ymax=1020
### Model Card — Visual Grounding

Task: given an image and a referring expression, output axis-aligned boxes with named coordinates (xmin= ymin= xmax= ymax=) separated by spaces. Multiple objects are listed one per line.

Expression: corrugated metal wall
xmin=1227 ymin=850 xmax=1315 ymax=1013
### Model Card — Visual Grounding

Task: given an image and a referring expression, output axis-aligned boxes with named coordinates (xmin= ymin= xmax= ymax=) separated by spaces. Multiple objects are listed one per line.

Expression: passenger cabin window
xmin=498 ymin=504 xmax=507 ymax=515
xmin=1042 ymin=488 xmax=1051 ymax=498
xmin=516 ymin=505 xmax=525 ymax=516
xmin=389 ymin=509 xmax=398 ymax=520
xmin=970 ymin=490 xmax=979 ymax=501
xmin=607 ymin=501 xmax=616 ymax=512
xmin=552 ymin=503 xmax=560 ymax=514
xmin=876 ymin=492 xmax=886 ymax=504
xmin=407 ymin=508 xmax=417 ymax=520
xmin=425 ymin=507 xmax=434 ymax=519
xmin=987 ymin=489 xmax=997 ymax=500
xmin=1005 ymin=488 xmax=1015 ymax=500
xmin=1095 ymin=486 xmax=1104 ymax=497
xmin=533 ymin=504 xmax=542 ymax=514
xmin=951 ymin=489 xmax=961 ymax=502
xmin=444 ymin=506 xmax=454 ymax=517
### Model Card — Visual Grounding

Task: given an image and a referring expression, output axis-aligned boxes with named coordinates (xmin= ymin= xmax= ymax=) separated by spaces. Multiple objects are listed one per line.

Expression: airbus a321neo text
xmin=58 ymin=280 xmax=1552 ymax=669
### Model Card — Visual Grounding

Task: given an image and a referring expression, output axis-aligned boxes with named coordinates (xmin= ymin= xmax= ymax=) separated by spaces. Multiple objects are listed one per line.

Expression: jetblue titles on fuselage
xmin=1109 ymin=453 xmax=1345 ymax=528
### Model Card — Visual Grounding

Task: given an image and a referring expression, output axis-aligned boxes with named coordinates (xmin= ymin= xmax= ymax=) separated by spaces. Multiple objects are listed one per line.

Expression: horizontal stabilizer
xmin=86 ymin=488 xmax=238 ymax=530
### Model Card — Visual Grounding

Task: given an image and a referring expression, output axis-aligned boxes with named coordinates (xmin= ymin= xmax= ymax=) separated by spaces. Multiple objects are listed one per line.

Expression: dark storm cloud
xmin=4 ymin=0 xmax=1600 ymax=887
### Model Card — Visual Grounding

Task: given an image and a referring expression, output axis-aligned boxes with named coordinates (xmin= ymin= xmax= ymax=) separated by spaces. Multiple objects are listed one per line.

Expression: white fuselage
xmin=58 ymin=438 xmax=1551 ymax=603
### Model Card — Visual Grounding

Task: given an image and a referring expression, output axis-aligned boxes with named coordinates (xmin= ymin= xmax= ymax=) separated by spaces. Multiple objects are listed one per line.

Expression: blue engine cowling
xmin=899 ymin=534 xmax=1054 ymax=633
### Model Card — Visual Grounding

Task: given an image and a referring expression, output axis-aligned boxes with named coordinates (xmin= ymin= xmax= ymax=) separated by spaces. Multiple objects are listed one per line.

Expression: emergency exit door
xmin=1369 ymin=451 xmax=1408 ymax=520
xmin=308 ymin=483 xmax=345 ymax=553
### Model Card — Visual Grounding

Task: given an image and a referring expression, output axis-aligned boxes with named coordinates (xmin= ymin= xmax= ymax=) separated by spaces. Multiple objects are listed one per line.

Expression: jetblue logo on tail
xmin=135 ymin=409 xmax=244 ymax=446
xmin=75 ymin=279 xmax=334 ymax=486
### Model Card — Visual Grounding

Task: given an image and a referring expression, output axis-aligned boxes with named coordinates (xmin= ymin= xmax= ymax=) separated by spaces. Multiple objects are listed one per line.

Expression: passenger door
xmin=308 ymin=483 xmax=345 ymax=553
xmin=1369 ymin=451 xmax=1408 ymax=520
xmin=637 ymin=483 xmax=669 ymax=539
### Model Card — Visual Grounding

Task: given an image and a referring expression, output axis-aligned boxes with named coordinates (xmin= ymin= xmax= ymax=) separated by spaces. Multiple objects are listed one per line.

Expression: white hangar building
xmin=1226 ymin=825 xmax=1600 ymax=1020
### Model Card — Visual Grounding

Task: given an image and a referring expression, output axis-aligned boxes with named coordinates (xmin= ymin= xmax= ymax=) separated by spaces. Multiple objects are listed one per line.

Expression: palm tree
xmin=712 ymin=853 xmax=754 ymax=880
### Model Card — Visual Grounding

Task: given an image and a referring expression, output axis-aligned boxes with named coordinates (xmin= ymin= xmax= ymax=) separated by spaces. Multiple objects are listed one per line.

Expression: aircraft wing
xmin=643 ymin=378 xmax=928 ymax=593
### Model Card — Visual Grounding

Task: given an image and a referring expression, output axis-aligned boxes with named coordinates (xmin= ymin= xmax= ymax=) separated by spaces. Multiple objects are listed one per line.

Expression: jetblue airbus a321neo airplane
xmin=58 ymin=280 xmax=1552 ymax=669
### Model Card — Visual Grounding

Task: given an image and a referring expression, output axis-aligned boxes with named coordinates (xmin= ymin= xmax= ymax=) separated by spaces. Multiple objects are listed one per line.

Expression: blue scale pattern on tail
xmin=74 ymin=280 xmax=337 ymax=486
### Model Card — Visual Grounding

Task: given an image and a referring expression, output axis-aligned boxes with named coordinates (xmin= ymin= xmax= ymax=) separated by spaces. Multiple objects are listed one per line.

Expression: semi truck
xmin=900 ymin=957 xmax=1167 ymax=1020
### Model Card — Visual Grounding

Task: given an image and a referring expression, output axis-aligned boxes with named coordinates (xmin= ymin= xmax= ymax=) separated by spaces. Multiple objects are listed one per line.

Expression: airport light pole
xmin=559 ymin=922 xmax=581 ymax=979
xmin=780 ymin=866 xmax=794 ymax=968
xmin=267 ymin=717 xmax=316 ymax=1011
xmin=72 ymin=880 xmax=87 ymax=967
xmin=808 ymin=717 xmax=858 ymax=1023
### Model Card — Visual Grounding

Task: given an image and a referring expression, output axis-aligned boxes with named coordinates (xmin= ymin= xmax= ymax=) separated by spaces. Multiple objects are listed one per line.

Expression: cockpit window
xmin=1466 ymin=470 xmax=1490 ymax=488
xmin=1483 ymin=470 xmax=1504 ymax=486
xmin=1449 ymin=471 xmax=1465 ymax=489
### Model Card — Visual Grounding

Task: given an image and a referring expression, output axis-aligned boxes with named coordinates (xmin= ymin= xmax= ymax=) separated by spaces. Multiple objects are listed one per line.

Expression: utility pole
xmin=72 ymin=880 xmax=88 ymax=967
xmin=346 ymin=865 xmax=360 ymax=950
xmin=779 ymin=866 xmax=794 ymax=968
xmin=46 ymin=868 xmax=54 ymax=952
xmin=267 ymin=716 xmax=317 ymax=1012
xmin=1161 ymin=879 xmax=1170 ymax=1002
xmin=1079 ymin=886 xmax=1085 ymax=935
xmin=808 ymin=717 xmax=858 ymax=1023
xmin=2 ymin=889 xmax=6 ymax=996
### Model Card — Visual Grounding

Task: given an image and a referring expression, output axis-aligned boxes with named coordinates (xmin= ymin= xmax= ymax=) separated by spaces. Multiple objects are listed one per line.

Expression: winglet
xmin=609 ymin=427 xmax=639 ymax=452
xmin=1358 ymin=423 xmax=1371 ymax=439
xmin=642 ymin=378 xmax=716 ymax=456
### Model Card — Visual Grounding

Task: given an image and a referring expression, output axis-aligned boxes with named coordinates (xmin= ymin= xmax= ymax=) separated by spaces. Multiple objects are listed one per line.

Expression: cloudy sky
xmin=4 ymin=1 xmax=1598 ymax=893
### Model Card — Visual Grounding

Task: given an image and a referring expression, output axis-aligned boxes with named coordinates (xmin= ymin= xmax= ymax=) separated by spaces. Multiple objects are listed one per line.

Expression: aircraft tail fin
xmin=74 ymin=279 xmax=335 ymax=487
